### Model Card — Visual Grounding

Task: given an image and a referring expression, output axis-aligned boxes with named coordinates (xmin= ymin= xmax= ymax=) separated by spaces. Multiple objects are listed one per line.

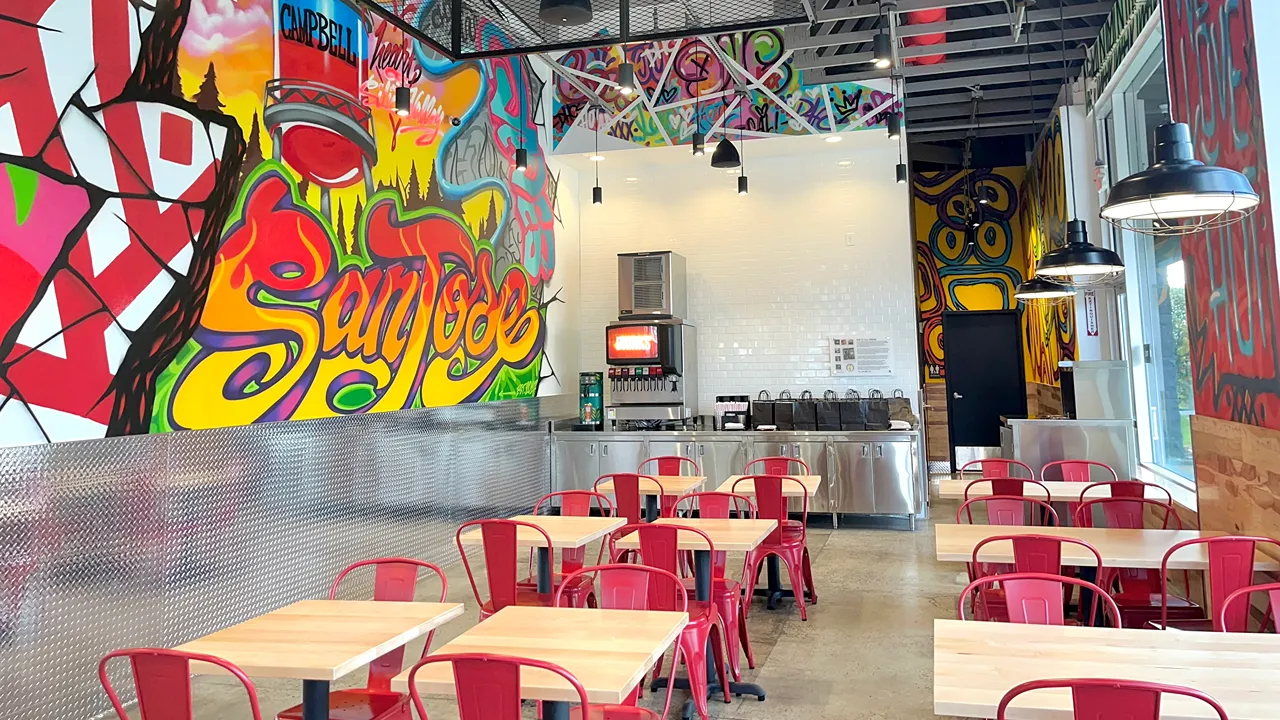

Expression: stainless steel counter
xmin=1000 ymin=418 xmax=1138 ymax=479
xmin=550 ymin=427 xmax=926 ymax=528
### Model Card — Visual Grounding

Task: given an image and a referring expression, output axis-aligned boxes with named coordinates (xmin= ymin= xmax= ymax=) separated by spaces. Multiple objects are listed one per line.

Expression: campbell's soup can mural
xmin=269 ymin=0 xmax=374 ymax=190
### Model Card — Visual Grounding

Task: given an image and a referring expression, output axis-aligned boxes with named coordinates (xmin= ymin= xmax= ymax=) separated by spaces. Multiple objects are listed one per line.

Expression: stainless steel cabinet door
xmin=599 ymin=440 xmax=648 ymax=477
xmin=554 ymin=441 xmax=599 ymax=495
xmin=643 ymin=438 xmax=697 ymax=472
xmin=791 ymin=442 xmax=832 ymax=512
xmin=696 ymin=440 xmax=749 ymax=489
xmin=872 ymin=441 xmax=915 ymax=514
xmin=832 ymin=442 xmax=875 ymax=514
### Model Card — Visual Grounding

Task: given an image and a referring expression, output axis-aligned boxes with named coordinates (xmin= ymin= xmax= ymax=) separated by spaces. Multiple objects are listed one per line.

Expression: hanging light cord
xmin=739 ymin=89 xmax=745 ymax=177
xmin=594 ymin=107 xmax=600 ymax=186
xmin=1058 ymin=0 xmax=1075 ymax=205
xmin=896 ymin=75 xmax=904 ymax=165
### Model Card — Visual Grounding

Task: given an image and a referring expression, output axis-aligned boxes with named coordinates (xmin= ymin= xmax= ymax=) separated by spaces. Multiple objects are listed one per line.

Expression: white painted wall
xmin=573 ymin=133 xmax=920 ymax=414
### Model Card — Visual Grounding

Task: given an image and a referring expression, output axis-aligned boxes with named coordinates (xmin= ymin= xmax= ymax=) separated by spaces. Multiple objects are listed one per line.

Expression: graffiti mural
xmin=1019 ymin=113 xmax=1076 ymax=386
xmin=1166 ymin=0 xmax=1280 ymax=428
xmin=0 ymin=0 xmax=244 ymax=444
xmin=550 ymin=31 xmax=899 ymax=150
xmin=0 ymin=0 xmax=560 ymax=443
xmin=913 ymin=168 xmax=1027 ymax=381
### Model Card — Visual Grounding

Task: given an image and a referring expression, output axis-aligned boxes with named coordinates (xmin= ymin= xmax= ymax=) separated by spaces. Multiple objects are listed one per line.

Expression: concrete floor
xmin=148 ymin=495 xmax=965 ymax=719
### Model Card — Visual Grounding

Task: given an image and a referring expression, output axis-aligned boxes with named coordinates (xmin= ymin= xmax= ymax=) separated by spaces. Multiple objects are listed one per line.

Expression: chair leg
xmin=681 ymin=632 xmax=711 ymax=720
xmin=802 ymin=548 xmax=818 ymax=605
xmin=740 ymin=553 xmax=766 ymax=619
xmin=719 ymin=592 xmax=743 ymax=681
xmin=738 ymin=601 xmax=755 ymax=669
xmin=783 ymin=553 xmax=808 ymax=621
xmin=709 ymin=622 xmax=732 ymax=704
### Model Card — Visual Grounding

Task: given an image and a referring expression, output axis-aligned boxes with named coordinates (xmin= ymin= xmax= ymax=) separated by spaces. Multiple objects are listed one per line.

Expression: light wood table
xmin=613 ymin=517 xmax=776 ymax=706
xmin=934 ymin=618 xmax=1280 ymax=719
xmin=937 ymin=479 xmax=1167 ymax=502
xmin=718 ymin=475 xmax=823 ymax=497
xmin=458 ymin=515 xmax=624 ymax=593
xmin=178 ymin=599 xmax=464 ymax=720
xmin=594 ymin=476 xmax=707 ymax=520
xmin=935 ymin=524 xmax=1280 ymax=571
xmin=392 ymin=605 xmax=686 ymax=719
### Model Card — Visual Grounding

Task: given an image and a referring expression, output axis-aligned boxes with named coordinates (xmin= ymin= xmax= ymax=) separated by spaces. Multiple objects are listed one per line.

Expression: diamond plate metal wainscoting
xmin=0 ymin=395 xmax=572 ymax=719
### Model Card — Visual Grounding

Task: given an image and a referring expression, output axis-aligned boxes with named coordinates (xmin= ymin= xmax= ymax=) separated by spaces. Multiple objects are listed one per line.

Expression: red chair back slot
xmin=971 ymin=534 xmax=1104 ymax=581
xmin=957 ymin=496 xmax=1058 ymax=527
xmin=1162 ymin=535 xmax=1280 ymax=631
xmin=1041 ymin=460 xmax=1119 ymax=484
xmin=457 ymin=519 xmax=554 ymax=612
xmin=407 ymin=653 xmax=592 ymax=720
xmin=996 ymin=678 xmax=1230 ymax=720
xmin=959 ymin=572 xmax=1121 ymax=628
xmin=734 ymin=475 xmax=807 ymax=544
xmin=1074 ymin=496 xmax=1182 ymax=530
xmin=99 ymin=648 xmax=264 ymax=720
xmin=594 ymin=473 xmax=665 ymax=524
xmin=1078 ymin=480 xmax=1173 ymax=506
xmin=555 ymin=563 xmax=688 ymax=612
xmin=1218 ymin=581 xmax=1280 ymax=632
xmin=960 ymin=458 xmax=1035 ymax=479
xmin=640 ymin=455 xmax=701 ymax=476
xmin=744 ymin=456 xmax=810 ymax=475
xmin=329 ymin=558 xmax=449 ymax=692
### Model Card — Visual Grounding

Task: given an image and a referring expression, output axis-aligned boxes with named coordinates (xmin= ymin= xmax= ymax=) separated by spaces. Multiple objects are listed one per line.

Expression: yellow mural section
xmin=913 ymin=167 xmax=1028 ymax=382
xmin=1018 ymin=112 xmax=1076 ymax=386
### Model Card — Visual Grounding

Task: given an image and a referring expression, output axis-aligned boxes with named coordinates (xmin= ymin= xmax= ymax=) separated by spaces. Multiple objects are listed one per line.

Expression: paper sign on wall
xmin=1084 ymin=290 xmax=1099 ymax=337
xmin=830 ymin=337 xmax=894 ymax=376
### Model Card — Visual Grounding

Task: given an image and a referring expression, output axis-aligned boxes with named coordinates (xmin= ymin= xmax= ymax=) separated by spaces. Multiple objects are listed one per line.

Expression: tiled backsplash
xmin=576 ymin=144 xmax=921 ymax=414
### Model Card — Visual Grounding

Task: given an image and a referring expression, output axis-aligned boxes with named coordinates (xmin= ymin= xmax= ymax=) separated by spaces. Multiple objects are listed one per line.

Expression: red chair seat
xmin=480 ymin=587 xmax=554 ymax=618
xmin=1112 ymin=591 xmax=1202 ymax=629
xmin=278 ymin=688 xmax=407 ymax=720
xmin=570 ymin=706 xmax=661 ymax=719
xmin=517 ymin=572 xmax=594 ymax=592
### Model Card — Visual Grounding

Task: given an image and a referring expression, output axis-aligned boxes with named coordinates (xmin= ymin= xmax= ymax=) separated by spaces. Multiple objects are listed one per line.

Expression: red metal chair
xmin=963 ymin=477 xmax=1053 ymax=527
xmin=517 ymin=491 xmax=616 ymax=609
xmin=608 ymin=523 xmax=732 ymax=720
xmin=959 ymin=572 xmax=1121 ymax=627
xmin=1154 ymin=536 xmax=1280 ymax=631
xmin=960 ymin=458 xmax=1035 ymax=479
xmin=1072 ymin=496 xmax=1198 ymax=629
xmin=967 ymin=534 xmax=1105 ymax=622
xmin=99 ymin=648 xmax=263 ymax=720
xmin=1079 ymin=480 xmax=1173 ymax=506
xmin=595 ymin=473 xmax=672 ymax=524
xmin=735 ymin=475 xmax=817 ymax=621
xmin=279 ymin=558 xmax=448 ymax=720
xmin=957 ymin=495 xmax=1059 ymax=527
xmin=743 ymin=456 xmax=809 ymax=475
xmin=407 ymin=653 xmax=593 ymax=719
xmin=996 ymin=678 xmax=1230 ymax=720
xmin=639 ymin=456 xmax=701 ymax=519
xmin=1217 ymin=581 xmax=1280 ymax=632
xmin=672 ymin=491 xmax=758 ymax=680
xmin=456 ymin=519 xmax=556 ymax=621
xmin=554 ymin=564 xmax=685 ymax=718
xmin=1042 ymin=460 xmax=1121 ymax=524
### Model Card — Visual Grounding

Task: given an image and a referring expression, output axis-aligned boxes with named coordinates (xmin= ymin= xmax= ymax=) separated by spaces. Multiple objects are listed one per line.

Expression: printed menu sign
xmin=830 ymin=337 xmax=894 ymax=377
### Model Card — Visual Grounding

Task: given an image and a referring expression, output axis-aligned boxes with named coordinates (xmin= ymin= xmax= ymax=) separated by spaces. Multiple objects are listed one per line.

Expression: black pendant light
xmin=1014 ymin=276 xmax=1075 ymax=302
xmin=896 ymin=163 xmax=907 ymax=184
xmin=1035 ymin=1 xmax=1122 ymax=282
xmin=872 ymin=31 xmax=892 ymax=69
xmin=737 ymin=98 xmax=748 ymax=195
xmin=710 ymin=91 xmax=741 ymax=170
xmin=591 ymin=106 xmax=602 ymax=205
xmin=515 ymin=66 xmax=528 ymax=171
xmin=692 ymin=46 xmax=705 ymax=156
xmin=617 ymin=61 xmax=636 ymax=96
xmin=538 ymin=0 xmax=592 ymax=25
xmin=886 ymin=112 xmax=901 ymax=141
xmin=395 ymin=86 xmax=410 ymax=117
xmin=1100 ymin=122 xmax=1259 ymax=235
xmin=893 ymin=75 xmax=907 ymax=184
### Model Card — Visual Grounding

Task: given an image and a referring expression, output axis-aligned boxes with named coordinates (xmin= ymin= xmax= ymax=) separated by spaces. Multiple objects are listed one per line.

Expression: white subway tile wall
xmin=576 ymin=141 xmax=921 ymax=414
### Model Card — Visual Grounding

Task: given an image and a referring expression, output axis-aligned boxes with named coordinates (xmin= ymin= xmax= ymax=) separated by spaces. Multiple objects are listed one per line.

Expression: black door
xmin=943 ymin=310 xmax=1027 ymax=467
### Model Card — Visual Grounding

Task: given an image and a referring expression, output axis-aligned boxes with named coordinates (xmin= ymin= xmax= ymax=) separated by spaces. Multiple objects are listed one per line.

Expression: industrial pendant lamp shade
xmin=692 ymin=131 xmax=705 ymax=156
xmin=617 ymin=62 xmax=636 ymax=96
xmin=886 ymin=113 xmax=901 ymax=141
xmin=592 ymin=185 xmax=603 ymax=204
xmin=1014 ymin=276 xmax=1075 ymax=302
xmin=738 ymin=176 xmax=749 ymax=195
xmin=1100 ymin=122 xmax=1259 ymax=235
xmin=872 ymin=31 xmax=892 ymax=69
xmin=515 ymin=148 xmax=528 ymax=171
xmin=896 ymin=163 xmax=907 ymax=184
xmin=1035 ymin=219 xmax=1124 ymax=283
xmin=539 ymin=0 xmax=592 ymax=25
xmin=395 ymin=86 xmax=410 ymax=116
xmin=710 ymin=136 xmax=740 ymax=168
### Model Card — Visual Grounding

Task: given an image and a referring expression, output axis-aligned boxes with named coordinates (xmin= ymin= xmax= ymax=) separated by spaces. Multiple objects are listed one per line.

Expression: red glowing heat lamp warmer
xmin=902 ymin=9 xmax=947 ymax=65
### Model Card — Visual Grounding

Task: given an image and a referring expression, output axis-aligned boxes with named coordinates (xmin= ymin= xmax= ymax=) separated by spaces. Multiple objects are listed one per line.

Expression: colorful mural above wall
xmin=0 ymin=0 xmax=559 ymax=444
xmin=550 ymin=32 xmax=899 ymax=150
xmin=1165 ymin=0 xmax=1280 ymax=429
xmin=913 ymin=167 xmax=1027 ymax=381
xmin=1019 ymin=113 xmax=1076 ymax=386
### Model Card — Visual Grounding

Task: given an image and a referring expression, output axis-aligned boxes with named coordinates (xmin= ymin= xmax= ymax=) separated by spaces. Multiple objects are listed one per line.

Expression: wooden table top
xmin=458 ymin=515 xmax=625 ymax=550
xmin=391 ymin=606 xmax=687 ymax=704
xmin=935 ymin=618 xmax=1280 ymax=719
xmin=935 ymin=524 xmax=1280 ymax=571
xmin=937 ymin=479 xmax=1167 ymax=502
xmin=611 ymin=518 xmax=778 ymax=552
xmin=718 ymin=475 xmax=823 ymax=497
xmin=594 ymin=475 xmax=707 ymax=495
xmin=177 ymin=600 xmax=465 ymax=681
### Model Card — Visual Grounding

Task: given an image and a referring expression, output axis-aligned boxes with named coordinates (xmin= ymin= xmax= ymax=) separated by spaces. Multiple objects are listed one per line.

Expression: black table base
xmin=301 ymin=680 xmax=329 ymax=720
xmin=752 ymin=556 xmax=815 ymax=610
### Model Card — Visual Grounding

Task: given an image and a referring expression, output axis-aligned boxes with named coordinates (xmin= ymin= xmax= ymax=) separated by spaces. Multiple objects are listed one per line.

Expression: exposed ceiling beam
xmin=910 ymin=113 xmax=1048 ymax=133
xmin=908 ymin=98 xmax=1047 ymax=121
xmin=811 ymin=0 xmax=1111 ymax=30
xmin=909 ymin=124 xmax=1044 ymax=142
xmin=794 ymin=25 xmax=1097 ymax=70
xmin=905 ymin=67 xmax=1072 ymax=92
xmin=905 ymin=84 xmax=1059 ymax=107
xmin=813 ymin=0 xmax=1007 ymax=23
xmin=803 ymin=47 xmax=1085 ymax=83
